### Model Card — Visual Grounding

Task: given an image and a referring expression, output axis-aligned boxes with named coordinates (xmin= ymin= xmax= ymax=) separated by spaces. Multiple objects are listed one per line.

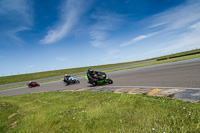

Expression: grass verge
xmin=103 ymin=53 xmax=200 ymax=73
xmin=157 ymin=48 xmax=200 ymax=60
xmin=0 ymin=91 xmax=200 ymax=132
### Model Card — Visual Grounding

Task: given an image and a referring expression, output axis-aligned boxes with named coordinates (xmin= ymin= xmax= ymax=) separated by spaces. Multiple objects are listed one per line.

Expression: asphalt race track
xmin=0 ymin=58 xmax=200 ymax=97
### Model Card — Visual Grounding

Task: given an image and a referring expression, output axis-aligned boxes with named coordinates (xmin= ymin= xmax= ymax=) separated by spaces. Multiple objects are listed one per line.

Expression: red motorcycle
xmin=27 ymin=82 xmax=40 ymax=88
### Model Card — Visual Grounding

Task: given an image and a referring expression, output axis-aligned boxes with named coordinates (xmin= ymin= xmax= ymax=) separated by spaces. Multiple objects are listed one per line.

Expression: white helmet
xmin=65 ymin=74 xmax=68 ymax=76
xmin=29 ymin=81 xmax=32 ymax=83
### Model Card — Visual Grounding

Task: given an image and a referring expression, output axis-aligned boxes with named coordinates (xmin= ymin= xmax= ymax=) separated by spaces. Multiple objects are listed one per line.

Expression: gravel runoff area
xmin=0 ymin=60 xmax=155 ymax=88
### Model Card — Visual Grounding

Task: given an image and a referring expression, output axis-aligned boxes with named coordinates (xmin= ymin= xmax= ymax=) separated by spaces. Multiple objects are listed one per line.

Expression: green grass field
xmin=156 ymin=48 xmax=200 ymax=60
xmin=1 ymin=91 xmax=200 ymax=133
xmin=103 ymin=53 xmax=200 ymax=73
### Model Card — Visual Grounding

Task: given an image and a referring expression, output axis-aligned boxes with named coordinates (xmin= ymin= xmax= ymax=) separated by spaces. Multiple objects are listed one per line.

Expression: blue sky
xmin=0 ymin=0 xmax=200 ymax=76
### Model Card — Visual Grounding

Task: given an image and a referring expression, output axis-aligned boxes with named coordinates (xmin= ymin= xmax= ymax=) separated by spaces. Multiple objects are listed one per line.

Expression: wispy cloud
xmin=0 ymin=0 xmax=33 ymax=43
xmin=146 ymin=0 xmax=200 ymax=53
xmin=120 ymin=32 xmax=159 ymax=46
xmin=100 ymin=49 xmax=121 ymax=63
xmin=148 ymin=0 xmax=200 ymax=31
xmin=90 ymin=31 xmax=109 ymax=47
xmin=56 ymin=58 xmax=66 ymax=61
xmin=2 ymin=27 xmax=31 ymax=43
xmin=0 ymin=0 xmax=32 ymax=24
xmin=40 ymin=0 xmax=89 ymax=44
xmin=90 ymin=12 xmax=124 ymax=48
xmin=120 ymin=0 xmax=200 ymax=50
xmin=166 ymin=21 xmax=200 ymax=52
xmin=145 ymin=20 xmax=200 ymax=57
xmin=190 ymin=21 xmax=200 ymax=30
xmin=149 ymin=22 xmax=167 ymax=28
xmin=27 ymin=65 xmax=34 ymax=68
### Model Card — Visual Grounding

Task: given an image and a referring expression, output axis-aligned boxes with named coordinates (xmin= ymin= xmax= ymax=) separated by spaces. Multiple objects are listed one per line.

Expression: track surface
xmin=1 ymin=58 xmax=200 ymax=97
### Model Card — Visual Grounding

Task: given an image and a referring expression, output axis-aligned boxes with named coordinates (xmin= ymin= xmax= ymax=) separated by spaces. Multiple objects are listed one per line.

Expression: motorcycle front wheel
xmin=108 ymin=79 xmax=113 ymax=84
xmin=93 ymin=82 xmax=97 ymax=86
xmin=28 ymin=85 xmax=32 ymax=88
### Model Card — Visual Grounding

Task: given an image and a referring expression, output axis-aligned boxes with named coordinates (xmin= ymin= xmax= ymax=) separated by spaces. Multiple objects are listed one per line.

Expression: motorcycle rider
xmin=29 ymin=81 xmax=36 ymax=86
xmin=87 ymin=68 xmax=99 ymax=83
xmin=86 ymin=68 xmax=112 ymax=86
xmin=87 ymin=68 xmax=96 ymax=77
xmin=29 ymin=81 xmax=32 ymax=86
xmin=64 ymin=74 xmax=71 ymax=82
xmin=27 ymin=80 xmax=40 ymax=88
xmin=64 ymin=74 xmax=80 ymax=85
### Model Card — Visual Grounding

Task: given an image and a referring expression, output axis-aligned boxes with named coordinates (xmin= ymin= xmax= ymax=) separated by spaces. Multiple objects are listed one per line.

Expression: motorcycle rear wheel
xmin=93 ymin=82 xmax=97 ymax=86
xmin=66 ymin=81 xmax=71 ymax=85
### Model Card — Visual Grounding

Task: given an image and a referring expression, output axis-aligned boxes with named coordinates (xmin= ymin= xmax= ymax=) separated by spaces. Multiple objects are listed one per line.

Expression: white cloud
xmin=148 ymin=22 xmax=167 ymax=28
xmin=100 ymin=49 xmax=121 ymax=63
xmin=120 ymin=32 xmax=159 ymax=46
xmin=145 ymin=21 xmax=200 ymax=56
xmin=168 ymin=25 xmax=200 ymax=52
xmin=56 ymin=58 xmax=66 ymax=61
xmin=121 ymin=0 xmax=200 ymax=51
xmin=40 ymin=0 xmax=88 ymax=44
xmin=190 ymin=21 xmax=200 ymax=30
xmin=0 ymin=0 xmax=32 ymax=43
xmin=0 ymin=0 xmax=32 ymax=24
xmin=90 ymin=31 xmax=109 ymax=47
xmin=27 ymin=65 xmax=34 ymax=68
xmin=149 ymin=0 xmax=200 ymax=31
xmin=146 ymin=0 xmax=200 ymax=53
xmin=112 ymin=0 xmax=200 ymax=62
xmin=3 ymin=26 xmax=30 ymax=43
xmin=90 ymin=12 xmax=124 ymax=48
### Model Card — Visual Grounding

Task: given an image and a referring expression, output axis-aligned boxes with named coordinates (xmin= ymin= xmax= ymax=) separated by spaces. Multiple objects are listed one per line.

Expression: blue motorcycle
xmin=64 ymin=76 xmax=80 ymax=85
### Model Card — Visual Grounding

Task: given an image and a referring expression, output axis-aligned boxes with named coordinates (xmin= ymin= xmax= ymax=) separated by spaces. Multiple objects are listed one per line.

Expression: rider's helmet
xmin=29 ymin=81 xmax=32 ymax=83
xmin=88 ymin=68 xmax=93 ymax=72
xmin=65 ymin=74 xmax=68 ymax=76
xmin=88 ymin=68 xmax=94 ymax=75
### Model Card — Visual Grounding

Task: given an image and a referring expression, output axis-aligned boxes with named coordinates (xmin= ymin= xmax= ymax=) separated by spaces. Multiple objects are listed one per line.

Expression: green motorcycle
xmin=85 ymin=71 xmax=113 ymax=86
